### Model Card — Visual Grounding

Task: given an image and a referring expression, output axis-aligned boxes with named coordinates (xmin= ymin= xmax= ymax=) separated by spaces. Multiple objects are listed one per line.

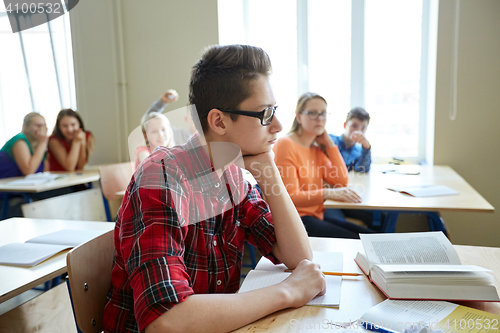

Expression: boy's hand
xmin=242 ymin=150 xmax=276 ymax=181
xmin=350 ymin=131 xmax=371 ymax=150
xmin=325 ymin=187 xmax=362 ymax=203
xmin=281 ymin=259 xmax=326 ymax=308
xmin=160 ymin=89 xmax=179 ymax=104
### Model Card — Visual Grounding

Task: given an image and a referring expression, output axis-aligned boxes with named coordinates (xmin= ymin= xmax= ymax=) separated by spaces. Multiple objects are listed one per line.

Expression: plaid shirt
xmin=103 ymin=134 xmax=279 ymax=333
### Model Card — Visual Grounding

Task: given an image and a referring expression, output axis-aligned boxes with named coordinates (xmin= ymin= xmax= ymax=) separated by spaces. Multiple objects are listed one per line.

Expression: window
xmin=218 ymin=0 xmax=437 ymax=162
xmin=0 ymin=3 xmax=76 ymax=146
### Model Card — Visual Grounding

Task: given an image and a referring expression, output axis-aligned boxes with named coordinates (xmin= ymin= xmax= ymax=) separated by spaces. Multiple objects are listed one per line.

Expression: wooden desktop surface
xmin=234 ymin=237 xmax=500 ymax=332
xmin=324 ymin=165 xmax=494 ymax=213
xmin=0 ymin=170 xmax=99 ymax=193
xmin=0 ymin=218 xmax=114 ymax=303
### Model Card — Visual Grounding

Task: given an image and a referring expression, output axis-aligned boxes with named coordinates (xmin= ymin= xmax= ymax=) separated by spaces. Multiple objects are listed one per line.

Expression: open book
xmin=387 ymin=185 xmax=458 ymax=197
xmin=7 ymin=172 xmax=68 ymax=186
xmin=355 ymin=232 xmax=500 ymax=301
xmin=238 ymin=251 xmax=343 ymax=308
xmin=0 ymin=229 xmax=108 ymax=266
xmin=342 ymin=299 xmax=500 ymax=333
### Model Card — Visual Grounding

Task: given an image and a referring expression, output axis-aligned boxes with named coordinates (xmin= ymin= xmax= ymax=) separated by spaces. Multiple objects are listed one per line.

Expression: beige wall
xmin=434 ymin=0 xmax=500 ymax=246
xmin=70 ymin=0 xmax=218 ymax=164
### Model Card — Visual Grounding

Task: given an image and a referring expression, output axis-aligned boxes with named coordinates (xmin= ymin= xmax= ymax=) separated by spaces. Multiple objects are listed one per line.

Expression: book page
xmin=0 ymin=242 xmax=71 ymax=266
xmin=26 ymin=229 xmax=108 ymax=247
xmin=438 ymin=304 xmax=500 ymax=333
xmin=360 ymin=300 xmax=458 ymax=333
xmin=360 ymin=232 xmax=461 ymax=270
xmin=7 ymin=172 xmax=68 ymax=185
xmin=388 ymin=185 xmax=458 ymax=197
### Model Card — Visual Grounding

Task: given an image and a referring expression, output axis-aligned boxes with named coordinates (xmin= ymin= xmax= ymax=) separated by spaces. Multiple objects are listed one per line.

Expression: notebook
xmin=0 ymin=229 xmax=108 ymax=267
xmin=7 ymin=172 xmax=68 ymax=186
xmin=239 ymin=251 xmax=343 ymax=308
xmin=386 ymin=185 xmax=458 ymax=197
xmin=355 ymin=232 xmax=500 ymax=301
xmin=342 ymin=299 xmax=500 ymax=333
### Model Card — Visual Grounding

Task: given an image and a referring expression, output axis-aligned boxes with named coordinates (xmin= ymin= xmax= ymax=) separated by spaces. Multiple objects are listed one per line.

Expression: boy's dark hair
xmin=189 ymin=44 xmax=272 ymax=133
xmin=52 ymin=108 xmax=86 ymax=139
xmin=346 ymin=107 xmax=370 ymax=123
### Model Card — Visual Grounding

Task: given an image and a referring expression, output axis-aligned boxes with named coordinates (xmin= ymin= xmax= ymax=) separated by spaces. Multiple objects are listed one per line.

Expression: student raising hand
xmin=160 ymin=89 xmax=179 ymax=104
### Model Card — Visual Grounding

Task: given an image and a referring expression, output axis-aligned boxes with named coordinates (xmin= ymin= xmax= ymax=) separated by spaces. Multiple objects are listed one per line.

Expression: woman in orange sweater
xmin=273 ymin=92 xmax=373 ymax=238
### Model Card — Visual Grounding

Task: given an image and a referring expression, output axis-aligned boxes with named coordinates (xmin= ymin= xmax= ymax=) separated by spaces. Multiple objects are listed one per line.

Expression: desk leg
xmin=1 ymin=193 xmax=9 ymax=220
xmin=21 ymin=193 xmax=33 ymax=203
xmin=1 ymin=192 xmax=33 ymax=220
xmin=381 ymin=213 xmax=399 ymax=233
xmin=102 ymin=195 xmax=112 ymax=222
xmin=425 ymin=212 xmax=448 ymax=236
xmin=372 ymin=211 xmax=382 ymax=228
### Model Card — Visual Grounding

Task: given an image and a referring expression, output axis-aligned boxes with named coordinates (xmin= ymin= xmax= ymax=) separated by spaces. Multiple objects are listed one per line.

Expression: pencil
xmin=284 ymin=269 xmax=362 ymax=276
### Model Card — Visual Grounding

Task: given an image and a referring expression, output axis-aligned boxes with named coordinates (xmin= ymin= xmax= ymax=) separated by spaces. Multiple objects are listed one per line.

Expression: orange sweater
xmin=273 ymin=136 xmax=349 ymax=220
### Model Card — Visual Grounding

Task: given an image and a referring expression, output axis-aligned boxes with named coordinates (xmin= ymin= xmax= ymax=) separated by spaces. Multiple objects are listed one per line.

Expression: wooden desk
xmin=234 ymin=237 xmax=500 ymax=332
xmin=324 ymin=165 xmax=494 ymax=233
xmin=325 ymin=165 xmax=494 ymax=213
xmin=0 ymin=218 xmax=114 ymax=304
xmin=0 ymin=170 xmax=100 ymax=220
xmin=0 ymin=170 xmax=99 ymax=194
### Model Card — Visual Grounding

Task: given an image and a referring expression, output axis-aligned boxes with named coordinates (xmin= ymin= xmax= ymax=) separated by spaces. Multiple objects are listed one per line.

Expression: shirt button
xmin=217 ymin=280 xmax=222 ymax=286
xmin=213 ymin=240 xmax=217 ymax=246
xmin=215 ymin=183 xmax=220 ymax=188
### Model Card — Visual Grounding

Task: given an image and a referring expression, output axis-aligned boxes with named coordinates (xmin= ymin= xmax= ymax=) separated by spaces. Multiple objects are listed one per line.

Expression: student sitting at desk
xmin=135 ymin=111 xmax=175 ymax=168
xmin=273 ymin=93 xmax=373 ymax=239
xmin=329 ymin=107 xmax=371 ymax=172
xmin=103 ymin=45 xmax=326 ymax=333
xmin=47 ymin=109 xmax=95 ymax=171
xmin=0 ymin=112 xmax=47 ymax=178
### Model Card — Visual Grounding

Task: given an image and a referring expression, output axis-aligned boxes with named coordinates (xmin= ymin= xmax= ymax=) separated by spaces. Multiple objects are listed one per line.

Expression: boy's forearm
xmin=255 ymin=165 xmax=312 ymax=268
xmin=146 ymin=284 xmax=290 ymax=333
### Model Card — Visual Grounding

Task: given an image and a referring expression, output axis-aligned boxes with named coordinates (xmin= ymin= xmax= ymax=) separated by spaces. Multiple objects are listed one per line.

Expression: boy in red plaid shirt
xmin=103 ymin=45 xmax=326 ymax=333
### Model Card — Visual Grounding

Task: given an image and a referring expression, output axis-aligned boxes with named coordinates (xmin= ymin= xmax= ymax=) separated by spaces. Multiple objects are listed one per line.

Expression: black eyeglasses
xmin=218 ymin=106 xmax=277 ymax=126
xmin=299 ymin=111 xmax=328 ymax=120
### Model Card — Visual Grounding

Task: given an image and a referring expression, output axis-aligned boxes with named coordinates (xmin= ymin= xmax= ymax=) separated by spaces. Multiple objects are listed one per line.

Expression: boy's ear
xmin=207 ymin=109 xmax=227 ymax=135
xmin=343 ymin=121 xmax=347 ymax=129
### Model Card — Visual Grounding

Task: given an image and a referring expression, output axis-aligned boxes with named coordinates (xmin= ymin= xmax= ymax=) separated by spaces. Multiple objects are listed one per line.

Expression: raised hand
xmin=160 ymin=89 xmax=179 ymax=104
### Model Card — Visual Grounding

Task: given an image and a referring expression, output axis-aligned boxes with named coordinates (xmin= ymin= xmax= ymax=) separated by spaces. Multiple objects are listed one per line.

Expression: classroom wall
xmin=69 ymin=0 xmax=219 ymax=164
xmin=433 ymin=0 xmax=500 ymax=247
xmin=69 ymin=0 xmax=499 ymax=246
